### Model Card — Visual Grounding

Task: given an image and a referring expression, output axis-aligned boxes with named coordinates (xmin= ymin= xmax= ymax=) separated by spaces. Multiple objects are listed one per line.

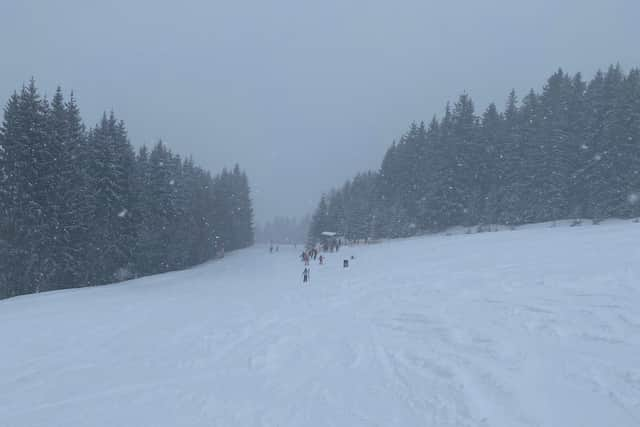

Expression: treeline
xmin=0 ymin=80 xmax=253 ymax=299
xmin=308 ymin=64 xmax=640 ymax=244
xmin=256 ymin=215 xmax=311 ymax=244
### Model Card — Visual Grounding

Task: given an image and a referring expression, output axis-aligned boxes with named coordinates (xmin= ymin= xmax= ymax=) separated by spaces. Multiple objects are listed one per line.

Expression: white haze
xmin=2 ymin=0 xmax=639 ymax=222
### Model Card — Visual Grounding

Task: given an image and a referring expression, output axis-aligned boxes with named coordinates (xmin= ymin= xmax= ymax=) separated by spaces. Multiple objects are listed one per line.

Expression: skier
xmin=319 ymin=255 xmax=324 ymax=265
xmin=302 ymin=267 xmax=310 ymax=283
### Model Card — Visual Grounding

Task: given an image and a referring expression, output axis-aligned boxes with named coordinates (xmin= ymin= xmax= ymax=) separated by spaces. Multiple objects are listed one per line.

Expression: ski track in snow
xmin=1 ymin=221 xmax=640 ymax=426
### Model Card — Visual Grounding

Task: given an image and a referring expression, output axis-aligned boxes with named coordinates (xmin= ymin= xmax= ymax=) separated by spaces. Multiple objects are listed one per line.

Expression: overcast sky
xmin=2 ymin=0 xmax=639 ymax=223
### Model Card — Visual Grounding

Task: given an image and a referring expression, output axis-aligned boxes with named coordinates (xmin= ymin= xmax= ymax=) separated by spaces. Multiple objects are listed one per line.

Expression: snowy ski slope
xmin=1 ymin=221 xmax=640 ymax=426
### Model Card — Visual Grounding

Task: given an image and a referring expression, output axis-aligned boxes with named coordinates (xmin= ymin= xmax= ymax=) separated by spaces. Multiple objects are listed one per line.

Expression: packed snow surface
xmin=2 ymin=222 xmax=640 ymax=426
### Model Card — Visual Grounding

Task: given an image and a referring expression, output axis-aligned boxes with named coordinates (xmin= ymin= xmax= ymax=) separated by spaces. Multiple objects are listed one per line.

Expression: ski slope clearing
xmin=2 ymin=222 xmax=640 ymax=426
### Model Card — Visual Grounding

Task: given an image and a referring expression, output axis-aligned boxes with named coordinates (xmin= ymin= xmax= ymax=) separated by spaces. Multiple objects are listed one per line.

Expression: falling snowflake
xmin=118 ymin=209 xmax=128 ymax=218
xmin=169 ymin=179 xmax=175 ymax=185
xmin=594 ymin=154 xmax=602 ymax=161
xmin=580 ymin=144 xmax=589 ymax=150
xmin=628 ymin=193 xmax=640 ymax=205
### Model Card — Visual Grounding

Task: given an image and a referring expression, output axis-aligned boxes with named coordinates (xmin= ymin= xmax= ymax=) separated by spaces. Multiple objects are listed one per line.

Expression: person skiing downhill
xmin=302 ymin=267 xmax=310 ymax=283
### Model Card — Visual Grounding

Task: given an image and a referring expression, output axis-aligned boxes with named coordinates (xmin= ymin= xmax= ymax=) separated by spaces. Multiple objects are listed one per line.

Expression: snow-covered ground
xmin=2 ymin=221 xmax=640 ymax=426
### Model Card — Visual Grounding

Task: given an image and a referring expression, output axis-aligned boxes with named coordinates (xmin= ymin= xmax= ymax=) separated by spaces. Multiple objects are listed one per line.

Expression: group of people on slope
xmin=300 ymin=247 xmax=324 ymax=266
xmin=301 ymin=244 xmax=339 ymax=283
xmin=322 ymin=239 xmax=341 ymax=253
xmin=269 ymin=242 xmax=347 ymax=284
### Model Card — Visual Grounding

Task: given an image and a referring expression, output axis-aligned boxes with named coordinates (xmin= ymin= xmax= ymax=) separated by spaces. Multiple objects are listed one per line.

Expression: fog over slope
xmin=2 ymin=0 xmax=639 ymax=221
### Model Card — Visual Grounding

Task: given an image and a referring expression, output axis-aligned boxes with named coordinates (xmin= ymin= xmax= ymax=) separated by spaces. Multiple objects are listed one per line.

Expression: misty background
xmin=2 ymin=0 xmax=639 ymax=224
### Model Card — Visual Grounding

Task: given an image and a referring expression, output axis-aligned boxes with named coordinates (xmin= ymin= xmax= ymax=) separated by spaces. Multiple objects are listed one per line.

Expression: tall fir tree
xmin=86 ymin=113 xmax=137 ymax=284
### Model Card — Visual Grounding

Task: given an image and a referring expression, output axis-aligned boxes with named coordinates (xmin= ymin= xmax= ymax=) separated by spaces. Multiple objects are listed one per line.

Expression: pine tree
xmin=450 ymin=94 xmax=482 ymax=226
xmin=86 ymin=112 xmax=136 ymax=284
xmin=495 ymin=90 xmax=522 ymax=225
xmin=582 ymin=66 xmax=625 ymax=221
xmin=565 ymin=73 xmax=589 ymax=220
xmin=47 ymin=88 xmax=91 ymax=288
xmin=415 ymin=117 xmax=440 ymax=230
xmin=477 ymin=102 xmax=503 ymax=226
xmin=227 ymin=164 xmax=254 ymax=250
xmin=0 ymin=80 xmax=54 ymax=293
xmin=307 ymin=195 xmax=329 ymax=246
xmin=132 ymin=144 xmax=156 ymax=275
xmin=0 ymin=93 xmax=21 ymax=297
xmin=515 ymin=89 xmax=542 ymax=224
xmin=620 ymin=68 xmax=640 ymax=218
